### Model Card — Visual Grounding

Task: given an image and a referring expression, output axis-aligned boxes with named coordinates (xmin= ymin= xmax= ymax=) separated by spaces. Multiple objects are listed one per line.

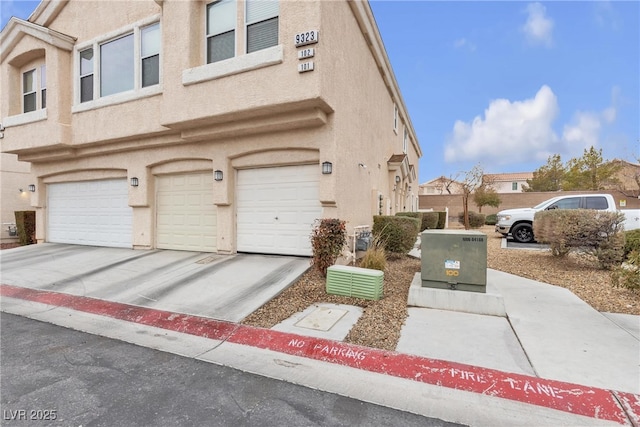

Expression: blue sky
xmin=2 ymin=1 xmax=639 ymax=183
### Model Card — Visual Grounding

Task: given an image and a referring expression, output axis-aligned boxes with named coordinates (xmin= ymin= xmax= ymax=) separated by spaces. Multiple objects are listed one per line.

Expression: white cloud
xmin=445 ymin=85 xmax=560 ymax=165
xmin=522 ymin=2 xmax=554 ymax=47
xmin=594 ymin=1 xmax=620 ymax=30
xmin=444 ymin=85 xmax=620 ymax=168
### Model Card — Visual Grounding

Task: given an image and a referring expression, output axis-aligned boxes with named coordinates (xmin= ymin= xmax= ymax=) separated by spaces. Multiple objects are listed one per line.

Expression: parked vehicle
xmin=495 ymin=194 xmax=640 ymax=243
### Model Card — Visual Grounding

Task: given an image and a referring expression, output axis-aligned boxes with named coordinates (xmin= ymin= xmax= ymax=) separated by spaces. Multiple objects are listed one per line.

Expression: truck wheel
xmin=512 ymin=223 xmax=534 ymax=243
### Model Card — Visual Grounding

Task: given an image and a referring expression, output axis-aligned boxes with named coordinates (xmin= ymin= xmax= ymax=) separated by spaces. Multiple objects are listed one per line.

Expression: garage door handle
xmin=275 ymin=217 xmax=278 ymax=220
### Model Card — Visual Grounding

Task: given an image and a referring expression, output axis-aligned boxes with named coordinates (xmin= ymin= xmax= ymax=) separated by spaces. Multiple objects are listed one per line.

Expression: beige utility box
xmin=421 ymin=229 xmax=487 ymax=293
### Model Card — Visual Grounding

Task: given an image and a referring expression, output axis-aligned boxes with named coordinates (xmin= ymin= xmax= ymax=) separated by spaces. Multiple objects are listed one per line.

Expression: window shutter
xmin=207 ymin=0 xmax=236 ymax=36
xmin=247 ymin=17 xmax=278 ymax=53
xmin=246 ymin=0 xmax=278 ymax=23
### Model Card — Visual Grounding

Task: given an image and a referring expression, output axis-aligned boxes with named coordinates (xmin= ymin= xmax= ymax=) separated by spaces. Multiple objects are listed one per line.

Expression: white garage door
xmin=237 ymin=165 xmax=322 ymax=256
xmin=156 ymin=173 xmax=217 ymax=252
xmin=48 ymin=179 xmax=132 ymax=248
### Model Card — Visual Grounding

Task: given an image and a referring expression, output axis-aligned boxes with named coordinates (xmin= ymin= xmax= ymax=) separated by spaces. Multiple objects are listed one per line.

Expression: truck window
xmin=585 ymin=196 xmax=609 ymax=210
xmin=547 ymin=197 xmax=581 ymax=210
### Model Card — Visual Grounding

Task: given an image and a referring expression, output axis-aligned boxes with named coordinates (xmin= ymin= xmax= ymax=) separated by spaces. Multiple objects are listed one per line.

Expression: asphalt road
xmin=1 ymin=313 xmax=463 ymax=427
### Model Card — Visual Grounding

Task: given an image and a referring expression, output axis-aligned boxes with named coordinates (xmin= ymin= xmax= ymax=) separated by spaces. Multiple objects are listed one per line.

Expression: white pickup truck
xmin=495 ymin=194 xmax=640 ymax=243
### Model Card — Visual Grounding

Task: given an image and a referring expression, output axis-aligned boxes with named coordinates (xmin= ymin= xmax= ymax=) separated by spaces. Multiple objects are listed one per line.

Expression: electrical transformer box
xmin=421 ymin=229 xmax=487 ymax=293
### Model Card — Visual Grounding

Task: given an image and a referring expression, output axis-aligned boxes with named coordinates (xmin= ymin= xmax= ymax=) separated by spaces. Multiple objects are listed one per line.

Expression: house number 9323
xmin=294 ymin=30 xmax=319 ymax=47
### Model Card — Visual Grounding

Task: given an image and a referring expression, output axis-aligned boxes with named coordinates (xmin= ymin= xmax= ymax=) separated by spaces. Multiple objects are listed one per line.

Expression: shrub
xmin=623 ymin=229 xmax=640 ymax=259
xmin=310 ymin=218 xmax=347 ymax=277
xmin=396 ymin=212 xmax=424 ymax=231
xmin=359 ymin=235 xmax=387 ymax=271
xmin=457 ymin=211 xmax=485 ymax=228
xmin=534 ymin=210 xmax=625 ymax=268
xmin=14 ymin=211 xmax=36 ymax=246
xmin=435 ymin=211 xmax=447 ymax=229
xmin=422 ymin=212 xmax=439 ymax=230
xmin=372 ymin=215 xmax=420 ymax=255
xmin=611 ymin=250 xmax=640 ymax=291
xmin=485 ymin=214 xmax=497 ymax=226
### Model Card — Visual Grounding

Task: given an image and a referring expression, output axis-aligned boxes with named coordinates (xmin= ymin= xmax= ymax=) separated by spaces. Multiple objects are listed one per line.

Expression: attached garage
xmin=47 ymin=179 xmax=133 ymax=248
xmin=236 ymin=165 xmax=323 ymax=256
xmin=156 ymin=172 xmax=217 ymax=252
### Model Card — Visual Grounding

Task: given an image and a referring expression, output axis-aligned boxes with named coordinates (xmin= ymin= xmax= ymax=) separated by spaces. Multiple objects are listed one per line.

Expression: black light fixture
xmin=322 ymin=161 xmax=332 ymax=175
xmin=395 ymin=176 xmax=401 ymax=184
xmin=130 ymin=177 xmax=139 ymax=187
xmin=214 ymin=170 xmax=223 ymax=181
xmin=28 ymin=184 xmax=36 ymax=192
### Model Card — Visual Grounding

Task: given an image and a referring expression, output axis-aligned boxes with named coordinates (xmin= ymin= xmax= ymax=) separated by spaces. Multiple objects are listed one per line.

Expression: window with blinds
xmin=246 ymin=0 xmax=279 ymax=53
xmin=207 ymin=0 xmax=236 ymax=63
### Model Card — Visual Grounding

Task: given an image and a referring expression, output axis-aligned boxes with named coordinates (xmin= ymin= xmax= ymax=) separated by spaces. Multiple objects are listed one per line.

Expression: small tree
xmin=563 ymin=146 xmax=621 ymax=191
xmin=523 ymin=154 xmax=565 ymax=192
xmin=473 ymin=184 xmax=501 ymax=213
xmin=459 ymin=164 xmax=484 ymax=230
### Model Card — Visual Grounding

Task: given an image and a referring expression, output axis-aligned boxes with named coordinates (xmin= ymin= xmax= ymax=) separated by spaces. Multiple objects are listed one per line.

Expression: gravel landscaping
xmin=243 ymin=225 xmax=640 ymax=351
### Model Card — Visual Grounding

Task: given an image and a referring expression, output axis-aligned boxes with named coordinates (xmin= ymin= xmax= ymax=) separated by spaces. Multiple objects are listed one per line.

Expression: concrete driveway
xmin=0 ymin=243 xmax=310 ymax=322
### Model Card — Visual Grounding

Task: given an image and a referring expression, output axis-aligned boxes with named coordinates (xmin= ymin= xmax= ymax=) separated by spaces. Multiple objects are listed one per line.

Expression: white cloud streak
xmin=522 ymin=2 xmax=554 ymax=47
xmin=444 ymin=86 xmax=618 ymax=168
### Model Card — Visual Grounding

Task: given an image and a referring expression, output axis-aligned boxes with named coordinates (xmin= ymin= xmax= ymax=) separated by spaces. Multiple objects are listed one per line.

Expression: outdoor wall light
xmin=395 ymin=176 xmax=401 ymax=184
xmin=130 ymin=177 xmax=139 ymax=187
xmin=28 ymin=184 xmax=36 ymax=192
xmin=214 ymin=170 xmax=223 ymax=181
xmin=322 ymin=161 xmax=333 ymax=175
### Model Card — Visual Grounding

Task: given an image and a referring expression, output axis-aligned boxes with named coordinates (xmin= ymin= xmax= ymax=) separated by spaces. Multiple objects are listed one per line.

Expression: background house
xmin=0 ymin=0 xmax=421 ymax=256
xmin=484 ymin=172 xmax=533 ymax=193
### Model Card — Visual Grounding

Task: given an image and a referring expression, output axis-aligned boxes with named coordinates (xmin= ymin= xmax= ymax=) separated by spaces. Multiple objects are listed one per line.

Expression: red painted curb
xmin=1 ymin=284 xmax=635 ymax=425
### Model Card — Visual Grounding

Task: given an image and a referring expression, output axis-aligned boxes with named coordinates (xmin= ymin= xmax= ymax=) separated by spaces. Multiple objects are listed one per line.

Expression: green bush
xmin=396 ymin=212 xmax=424 ymax=231
xmin=435 ymin=211 xmax=446 ymax=229
xmin=485 ymin=214 xmax=497 ymax=226
xmin=457 ymin=211 xmax=485 ymax=228
xmin=611 ymin=250 xmax=640 ymax=291
xmin=310 ymin=218 xmax=347 ymax=277
xmin=534 ymin=210 xmax=625 ymax=268
xmin=372 ymin=215 xmax=420 ymax=255
xmin=422 ymin=212 xmax=439 ymax=230
xmin=623 ymin=229 xmax=640 ymax=259
xmin=14 ymin=211 xmax=36 ymax=246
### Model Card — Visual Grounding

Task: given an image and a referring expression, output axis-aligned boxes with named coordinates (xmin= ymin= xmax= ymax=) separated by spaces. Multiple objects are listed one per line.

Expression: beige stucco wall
xmin=1 ymin=0 xmax=422 ymax=253
xmin=0 ymin=154 xmax=33 ymax=241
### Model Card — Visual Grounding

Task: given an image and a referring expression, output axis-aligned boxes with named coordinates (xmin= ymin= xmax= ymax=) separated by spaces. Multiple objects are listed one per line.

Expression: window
xmin=23 ymin=70 xmax=36 ymax=113
xmin=403 ymin=126 xmax=408 ymax=154
xmin=207 ymin=0 xmax=236 ymax=63
xmin=101 ymin=34 xmax=134 ymax=97
xmin=246 ymin=0 xmax=279 ymax=53
xmin=80 ymin=48 xmax=94 ymax=103
xmin=585 ymin=196 xmax=608 ymax=210
xmin=40 ymin=65 xmax=47 ymax=108
xmin=141 ymin=23 xmax=160 ymax=87
xmin=512 ymin=182 xmax=518 ymax=191
xmin=393 ymin=104 xmax=398 ymax=132
xmin=548 ymin=197 xmax=580 ymax=210
xmin=78 ymin=20 xmax=160 ymax=104
xmin=22 ymin=66 xmax=46 ymax=113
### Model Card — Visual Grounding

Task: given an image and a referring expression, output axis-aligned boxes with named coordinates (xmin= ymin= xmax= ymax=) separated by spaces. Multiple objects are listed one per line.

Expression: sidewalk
xmin=1 ymin=243 xmax=639 ymax=426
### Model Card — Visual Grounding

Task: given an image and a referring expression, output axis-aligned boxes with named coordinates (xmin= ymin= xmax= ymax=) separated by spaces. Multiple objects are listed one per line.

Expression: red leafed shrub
xmin=310 ymin=218 xmax=347 ymax=277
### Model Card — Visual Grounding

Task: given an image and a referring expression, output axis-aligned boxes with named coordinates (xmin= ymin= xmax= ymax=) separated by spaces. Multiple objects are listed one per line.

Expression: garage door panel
xmin=48 ymin=179 xmax=132 ymax=248
xmin=156 ymin=173 xmax=217 ymax=252
xmin=236 ymin=165 xmax=322 ymax=256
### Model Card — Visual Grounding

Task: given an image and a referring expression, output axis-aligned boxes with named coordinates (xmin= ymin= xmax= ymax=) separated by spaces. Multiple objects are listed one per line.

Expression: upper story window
xmin=511 ymin=182 xmax=518 ymax=191
xmin=22 ymin=66 xmax=46 ymax=113
xmin=393 ymin=104 xmax=398 ymax=133
xmin=207 ymin=0 xmax=236 ymax=63
xmin=403 ymin=126 xmax=408 ymax=154
xmin=246 ymin=0 xmax=279 ymax=53
xmin=78 ymin=21 xmax=160 ymax=104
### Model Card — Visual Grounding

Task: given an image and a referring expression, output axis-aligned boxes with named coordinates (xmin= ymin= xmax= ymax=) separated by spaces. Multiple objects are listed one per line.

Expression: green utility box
xmin=421 ymin=229 xmax=487 ymax=293
xmin=326 ymin=265 xmax=384 ymax=300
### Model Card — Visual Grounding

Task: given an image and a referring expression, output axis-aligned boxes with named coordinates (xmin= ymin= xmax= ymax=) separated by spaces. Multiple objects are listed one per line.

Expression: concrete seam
xmin=504 ymin=313 xmax=539 ymax=377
